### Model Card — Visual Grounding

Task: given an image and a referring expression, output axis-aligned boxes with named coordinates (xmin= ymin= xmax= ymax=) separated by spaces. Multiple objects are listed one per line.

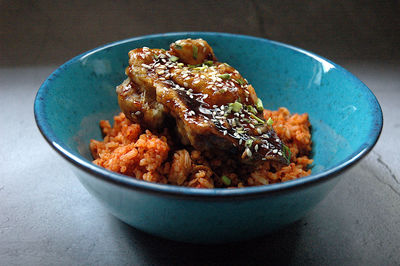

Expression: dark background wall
xmin=1 ymin=0 xmax=399 ymax=66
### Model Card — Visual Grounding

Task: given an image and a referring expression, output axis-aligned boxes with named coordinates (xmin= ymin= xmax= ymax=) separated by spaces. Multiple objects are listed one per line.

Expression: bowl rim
xmin=34 ymin=31 xmax=383 ymax=200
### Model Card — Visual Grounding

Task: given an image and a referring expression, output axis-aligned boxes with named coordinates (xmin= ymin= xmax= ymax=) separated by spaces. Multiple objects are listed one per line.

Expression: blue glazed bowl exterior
xmin=34 ymin=32 xmax=382 ymax=243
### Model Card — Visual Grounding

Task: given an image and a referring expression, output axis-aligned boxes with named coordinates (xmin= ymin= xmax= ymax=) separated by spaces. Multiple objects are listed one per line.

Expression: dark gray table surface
xmin=1 ymin=61 xmax=399 ymax=265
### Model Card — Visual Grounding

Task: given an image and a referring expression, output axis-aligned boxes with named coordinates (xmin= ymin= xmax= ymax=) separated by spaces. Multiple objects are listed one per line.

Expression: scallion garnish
xmin=245 ymin=139 xmax=253 ymax=147
xmin=204 ymin=60 xmax=213 ymax=66
xmin=231 ymin=101 xmax=242 ymax=112
xmin=218 ymin=74 xmax=231 ymax=80
xmin=193 ymin=46 xmax=198 ymax=59
xmin=237 ymin=78 xmax=245 ymax=85
xmin=256 ymin=98 xmax=264 ymax=111
xmin=267 ymin=117 xmax=274 ymax=126
xmin=169 ymin=55 xmax=179 ymax=62
xmin=282 ymin=144 xmax=292 ymax=164
xmin=247 ymin=105 xmax=258 ymax=114
xmin=250 ymin=113 xmax=265 ymax=124
xmin=221 ymin=175 xmax=231 ymax=186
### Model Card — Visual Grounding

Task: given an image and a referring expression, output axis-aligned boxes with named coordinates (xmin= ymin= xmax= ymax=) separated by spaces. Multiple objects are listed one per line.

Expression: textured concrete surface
xmin=1 ymin=1 xmax=400 ymax=265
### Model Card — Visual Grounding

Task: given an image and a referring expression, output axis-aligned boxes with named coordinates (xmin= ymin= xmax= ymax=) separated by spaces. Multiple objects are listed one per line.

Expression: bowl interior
xmin=35 ymin=32 xmax=382 ymax=190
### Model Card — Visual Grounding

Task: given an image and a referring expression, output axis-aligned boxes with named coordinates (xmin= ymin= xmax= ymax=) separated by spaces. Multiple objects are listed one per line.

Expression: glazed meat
xmin=117 ymin=39 xmax=290 ymax=165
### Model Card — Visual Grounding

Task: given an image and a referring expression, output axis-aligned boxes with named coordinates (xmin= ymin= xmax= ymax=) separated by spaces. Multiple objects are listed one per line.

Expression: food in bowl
xmin=90 ymin=38 xmax=313 ymax=188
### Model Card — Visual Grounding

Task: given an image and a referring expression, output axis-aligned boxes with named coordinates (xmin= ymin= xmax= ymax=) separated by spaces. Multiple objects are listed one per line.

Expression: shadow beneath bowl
xmin=108 ymin=215 xmax=303 ymax=265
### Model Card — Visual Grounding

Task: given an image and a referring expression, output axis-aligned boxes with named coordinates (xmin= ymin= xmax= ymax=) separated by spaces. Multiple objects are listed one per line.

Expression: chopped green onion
xmin=247 ymin=105 xmax=258 ymax=114
xmin=193 ymin=66 xmax=207 ymax=71
xmin=237 ymin=78 xmax=245 ymax=85
xmin=231 ymin=101 xmax=242 ymax=112
xmin=218 ymin=74 xmax=231 ymax=80
xmin=169 ymin=55 xmax=179 ymax=62
xmin=153 ymin=54 xmax=159 ymax=59
xmin=267 ymin=117 xmax=274 ymax=126
xmin=282 ymin=144 xmax=292 ymax=164
xmin=188 ymin=64 xmax=201 ymax=68
xmin=204 ymin=60 xmax=213 ymax=66
xmin=221 ymin=175 xmax=231 ymax=186
xmin=250 ymin=113 xmax=265 ymax=124
xmin=245 ymin=139 xmax=253 ymax=147
xmin=177 ymin=62 xmax=184 ymax=67
xmin=175 ymin=44 xmax=182 ymax=49
xmin=193 ymin=46 xmax=198 ymax=59
xmin=256 ymin=98 xmax=264 ymax=112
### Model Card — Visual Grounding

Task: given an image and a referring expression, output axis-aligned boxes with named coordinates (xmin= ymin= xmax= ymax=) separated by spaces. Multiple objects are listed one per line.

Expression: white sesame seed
xmin=239 ymin=139 xmax=243 ymax=145
xmin=223 ymin=130 xmax=227 ymax=135
xmin=183 ymin=82 xmax=188 ymax=87
xmin=249 ymin=124 xmax=255 ymax=128
xmin=246 ymin=148 xmax=252 ymax=157
xmin=135 ymin=111 xmax=141 ymax=115
xmin=221 ymin=105 xmax=225 ymax=110
xmin=257 ymin=128 xmax=262 ymax=134
xmin=141 ymin=64 xmax=151 ymax=69
xmin=255 ymin=144 xmax=259 ymax=152
xmin=273 ymin=149 xmax=278 ymax=154
xmin=213 ymin=105 xmax=218 ymax=108
xmin=189 ymin=95 xmax=194 ymax=99
xmin=278 ymin=152 xmax=282 ymax=156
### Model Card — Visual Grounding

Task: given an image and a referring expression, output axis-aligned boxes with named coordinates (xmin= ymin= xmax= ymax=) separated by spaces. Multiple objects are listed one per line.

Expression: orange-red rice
xmin=90 ymin=107 xmax=312 ymax=188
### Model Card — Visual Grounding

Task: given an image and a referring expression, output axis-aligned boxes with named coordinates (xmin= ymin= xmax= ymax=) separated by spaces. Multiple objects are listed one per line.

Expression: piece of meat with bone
xmin=116 ymin=38 xmax=291 ymax=165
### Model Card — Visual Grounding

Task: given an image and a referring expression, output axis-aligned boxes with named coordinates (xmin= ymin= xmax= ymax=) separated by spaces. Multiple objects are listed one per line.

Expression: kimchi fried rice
xmin=90 ymin=107 xmax=312 ymax=188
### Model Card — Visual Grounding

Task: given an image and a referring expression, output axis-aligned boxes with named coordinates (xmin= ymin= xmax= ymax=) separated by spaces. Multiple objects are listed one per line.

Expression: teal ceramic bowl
xmin=34 ymin=32 xmax=382 ymax=243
